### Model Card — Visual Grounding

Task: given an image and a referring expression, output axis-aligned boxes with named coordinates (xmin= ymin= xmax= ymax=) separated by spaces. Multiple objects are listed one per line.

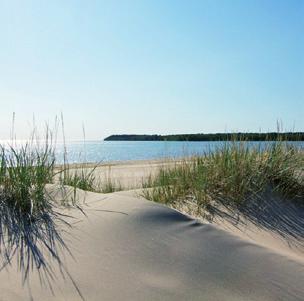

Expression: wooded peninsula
xmin=104 ymin=133 xmax=304 ymax=141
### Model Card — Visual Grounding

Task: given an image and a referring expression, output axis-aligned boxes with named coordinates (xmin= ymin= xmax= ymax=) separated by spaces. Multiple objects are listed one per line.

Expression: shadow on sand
xmin=0 ymin=196 xmax=84 ymax=300
xmin=211 ymin=191 xmax=304 ymax=249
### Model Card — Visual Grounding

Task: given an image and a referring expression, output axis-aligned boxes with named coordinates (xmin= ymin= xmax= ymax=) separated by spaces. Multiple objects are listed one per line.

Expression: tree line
xmin=104 ymin=132 xmax=304 ymax=141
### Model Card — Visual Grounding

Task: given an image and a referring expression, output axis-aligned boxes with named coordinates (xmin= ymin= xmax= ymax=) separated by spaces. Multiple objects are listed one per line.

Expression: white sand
xmin=1 ymin=160 xmax=303 ymax=300
xmin=56 ymin=159 xmax=182 ymax=189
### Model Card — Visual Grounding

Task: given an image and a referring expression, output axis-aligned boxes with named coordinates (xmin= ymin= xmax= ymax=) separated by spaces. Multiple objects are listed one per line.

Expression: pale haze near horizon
xmin=0 ymin=0 xmax=303 ymax=140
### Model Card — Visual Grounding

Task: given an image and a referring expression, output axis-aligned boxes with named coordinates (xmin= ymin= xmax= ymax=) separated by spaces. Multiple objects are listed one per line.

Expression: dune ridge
xmin=0 ymin=185 xmax=303 ymax=300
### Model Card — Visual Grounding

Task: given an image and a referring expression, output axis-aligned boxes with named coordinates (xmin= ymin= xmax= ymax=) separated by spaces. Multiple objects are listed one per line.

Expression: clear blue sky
xmin=0 ymin=0 xmax=303 ymax=139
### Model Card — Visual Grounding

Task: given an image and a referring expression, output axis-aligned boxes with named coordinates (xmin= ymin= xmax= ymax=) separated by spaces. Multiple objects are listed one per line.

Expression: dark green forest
xmin=104 ymin=133 xmax=304 ymax=141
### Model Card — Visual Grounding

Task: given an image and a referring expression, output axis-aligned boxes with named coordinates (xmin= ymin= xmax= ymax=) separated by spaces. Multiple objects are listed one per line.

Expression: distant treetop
xmin=104 ymin=133 xmax=304 ymax=141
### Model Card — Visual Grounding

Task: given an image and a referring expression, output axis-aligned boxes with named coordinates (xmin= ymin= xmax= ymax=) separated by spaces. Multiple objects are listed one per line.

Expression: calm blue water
xmin=52 ymin=140 xmax=304 ymax=164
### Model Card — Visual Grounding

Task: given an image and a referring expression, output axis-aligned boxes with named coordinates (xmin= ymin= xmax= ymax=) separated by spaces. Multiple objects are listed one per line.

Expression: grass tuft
xmin=60 ymin=165 xmax=98 ymax=192
xmin=142 ymin=140 xmax=304 ymax=214
xmin=0 ymin=131 xmax=74 ymax=286
xmin=58 ymin=165 xmax=122 ymax=193
xmin=0 ymin=139 xmax=56 ymax=218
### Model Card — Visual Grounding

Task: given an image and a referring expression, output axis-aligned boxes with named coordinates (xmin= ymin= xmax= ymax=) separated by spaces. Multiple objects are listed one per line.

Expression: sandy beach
xmin=0 ymin=160 xmax=303 ymax=300
xmin=56 ymin=159 xmax=181 ymax=189
xmin=2 ymin=0 xmax=303 ymax=299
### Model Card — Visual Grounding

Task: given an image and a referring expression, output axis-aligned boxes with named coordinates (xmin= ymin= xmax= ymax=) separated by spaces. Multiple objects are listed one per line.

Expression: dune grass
xmin=0 ymin=122 xmax=113 ymax=295
xmin=60 ymin=165 xmax=98 ymax=192
xmin=101 ymin=177 xmax=122 ymax=193
xmin=0 ymin=139 xmax=56 ymax=218
xmin=57 ymin=116 xmax=121 ymax=193
xmin=0 ymin=125 xmax=302 ymax=284
xmin=142 ymin=140 xmax=304 ymax=215
xmin=0 ymin=132 xmax=69 ymax=283
xmin=59 ymin=164 xmax=122 ymax=193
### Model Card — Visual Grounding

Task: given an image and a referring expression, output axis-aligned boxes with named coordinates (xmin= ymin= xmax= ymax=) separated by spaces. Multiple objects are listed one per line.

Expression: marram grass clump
xmin=0 ymin=135 xmax=71 ymax=284
xmin=0 ymin=124 xmax=116 ymax=293
xmin=60 ymin=166 xmax=97 ymax=192
xmin=142 ymin=140 xmax=304 ymax=213
xmin=59 ymin=165 xmax=122 ymax=193
xmin=0 ymin=141 xmax=56 ymax=218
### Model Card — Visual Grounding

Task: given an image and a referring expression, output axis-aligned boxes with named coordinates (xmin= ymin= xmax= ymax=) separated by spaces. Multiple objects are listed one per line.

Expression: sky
xmin=0 ymin=0 xmax=303 ymax=140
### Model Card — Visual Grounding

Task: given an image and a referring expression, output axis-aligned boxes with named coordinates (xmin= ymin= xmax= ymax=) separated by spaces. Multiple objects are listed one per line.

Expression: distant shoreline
xmin=104 ymin=132 xmax=304 ymax=141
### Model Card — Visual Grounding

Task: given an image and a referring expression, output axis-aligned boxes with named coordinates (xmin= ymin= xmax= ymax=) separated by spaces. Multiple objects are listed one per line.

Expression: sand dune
xmin=0 ymin=186 xmax=303 ymax=301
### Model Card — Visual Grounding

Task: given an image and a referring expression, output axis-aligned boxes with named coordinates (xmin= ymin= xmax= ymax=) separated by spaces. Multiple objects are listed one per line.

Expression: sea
xmin=48 ymin=140 xmax=304 ymax=164
xmin=0 ymin=140 xmax=303 ymax=164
